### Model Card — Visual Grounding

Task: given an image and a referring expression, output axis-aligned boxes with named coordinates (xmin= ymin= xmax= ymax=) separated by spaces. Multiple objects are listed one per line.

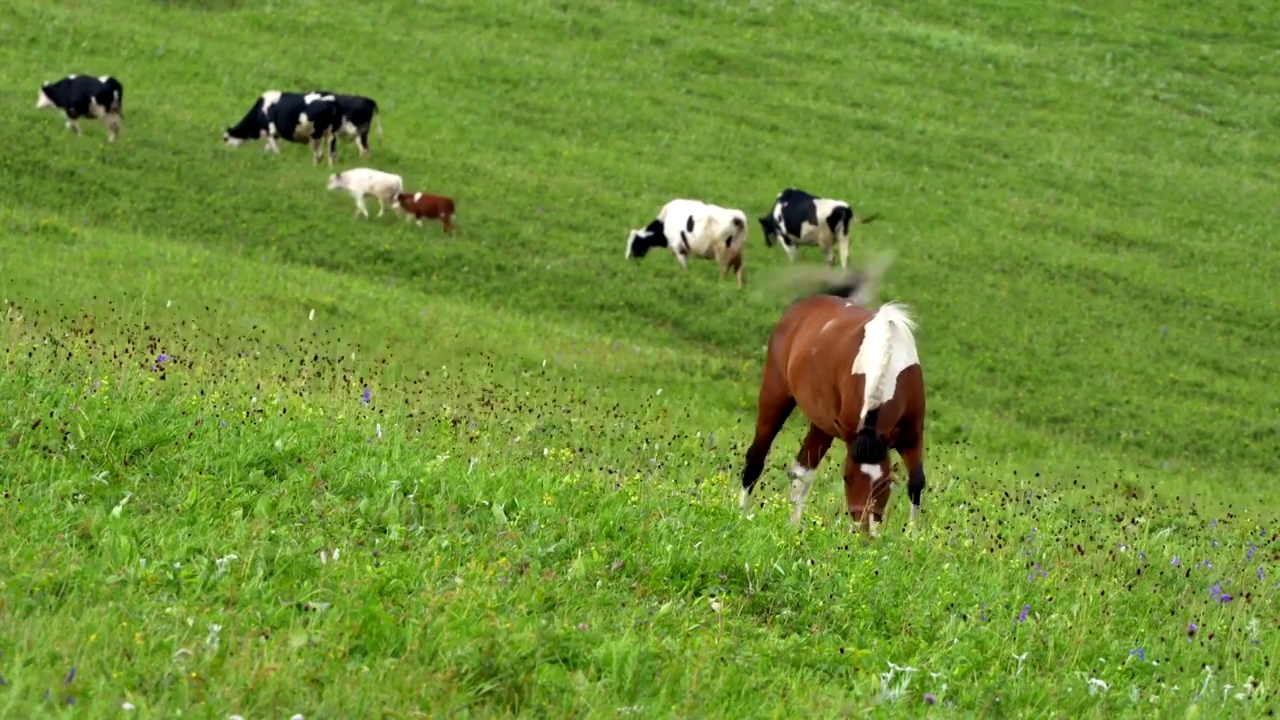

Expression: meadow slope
xmin=1 ymin=0 xmax=1277 ymax=717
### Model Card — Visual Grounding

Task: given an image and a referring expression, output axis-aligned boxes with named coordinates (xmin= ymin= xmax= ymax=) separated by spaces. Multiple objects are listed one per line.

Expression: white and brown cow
xmin=625 ymin=198 xmax=748 ymax=289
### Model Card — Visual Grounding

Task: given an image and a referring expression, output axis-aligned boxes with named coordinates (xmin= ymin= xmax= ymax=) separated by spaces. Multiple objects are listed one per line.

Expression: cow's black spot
xmin=775 ymin=188 xmax=821 ymax=239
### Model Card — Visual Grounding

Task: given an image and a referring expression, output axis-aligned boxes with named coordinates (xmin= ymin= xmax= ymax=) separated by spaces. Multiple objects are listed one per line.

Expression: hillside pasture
xmin=1 ymin=0 xmax=1278 ymax=716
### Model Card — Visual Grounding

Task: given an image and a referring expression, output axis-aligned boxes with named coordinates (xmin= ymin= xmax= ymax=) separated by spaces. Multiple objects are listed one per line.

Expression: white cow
xmin=326 ymin=168 xmax=404 ymax=218
xmin=625 ymin=198 xmax=748 ymax=289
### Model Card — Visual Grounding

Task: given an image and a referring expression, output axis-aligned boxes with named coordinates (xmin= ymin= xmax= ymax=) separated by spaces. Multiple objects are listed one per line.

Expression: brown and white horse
xmin=739 ymin=268 xmax=927 ymax=536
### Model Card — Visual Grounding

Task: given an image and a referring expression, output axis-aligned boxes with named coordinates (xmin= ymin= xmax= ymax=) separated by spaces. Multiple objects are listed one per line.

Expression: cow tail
xmin=858 ymin=212 xmax=882 ymax=225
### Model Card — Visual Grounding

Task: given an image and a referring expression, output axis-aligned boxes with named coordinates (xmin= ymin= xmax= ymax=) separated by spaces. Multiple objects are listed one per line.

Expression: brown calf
xmin=395 ymin=192 xmax=456 ymax=234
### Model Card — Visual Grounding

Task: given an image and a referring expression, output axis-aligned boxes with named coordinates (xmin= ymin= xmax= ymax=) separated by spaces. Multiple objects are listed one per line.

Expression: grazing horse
xmin=738 ymin=270 xmax=927 ymax=536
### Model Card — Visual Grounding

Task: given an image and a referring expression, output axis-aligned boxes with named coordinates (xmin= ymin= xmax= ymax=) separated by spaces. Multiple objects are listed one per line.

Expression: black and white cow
xmin=759 ymin=188 xmax=881 ymax=269
xmin=222 ymin=90 xmax=341 ymax=166
xmin=35 ymin=74 xmax=124 ymax=143
xmin=625 ymin=198 xmax=749 ymax=289
xmin=312 ymin=91 xmax=382 ymax=157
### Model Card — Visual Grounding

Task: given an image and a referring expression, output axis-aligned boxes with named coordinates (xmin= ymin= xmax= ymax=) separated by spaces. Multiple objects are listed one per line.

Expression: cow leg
xmin=103 ymin=113 xmax=121 ymax=143
xmin=788 ymin=423 xmax=834 ymax=528
xmin=675 ymin=252 xmax=689 ymax=271
xmin=782 ymin=241 xmax=798 ymax=263
xmin=357 ymin=129 xmax=370 ymax=157
xmin=375 ymin=196 xmax=385 ymax=218
xmin=64 ymin=114 xmax=82 ymax=135
xmin=327 ymin=131 xmax=337 ymax=167
xmin=356 ymin=196 xmax=370 ymax=219
xmin=443 ymin=214 xmax=456 ymax=235
xmin=823 ymin=240 xmax=835 ymax=267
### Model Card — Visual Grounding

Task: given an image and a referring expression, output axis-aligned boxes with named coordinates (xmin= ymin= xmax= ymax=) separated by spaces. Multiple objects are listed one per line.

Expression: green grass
xmin=1 ymin=0 xmax=1277 ymax=716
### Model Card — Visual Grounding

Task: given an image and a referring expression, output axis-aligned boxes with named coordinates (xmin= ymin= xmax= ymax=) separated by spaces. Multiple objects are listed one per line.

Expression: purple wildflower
xmin=1139 ymin=551 xmax=1147 ymax=560
xmin=1258 ymin=566 xmax=1266 ymax=581
xmin=1171 ymin=556 xmax=1181 ymax=567
xmin=1248 ymin=544 xmax=1257 ymax=561
xmin=1129 ymin=648 xmax=1145 ymax=662
xmin=1187 ymin=622 xmax=1198 ymax=640
xmin=1211 ymin=541 xmax=1219 ymax=548
xmin=1262 ymin=529 xmax=1268 ymax=538
xmin=1208 ymin=582 xmax=1232 ymax=602
xmin=0 ymin=673 xmax=6 ymax=686
xmin=924 ymin=693 xmax=938 ymax=705
xmin=1017 ymin=604 xmax=1030 ymax=623
xmin=64 ymin=666 xmax=76 ymax=685
xmin=361 ymin=386 xmax=372 ymax=404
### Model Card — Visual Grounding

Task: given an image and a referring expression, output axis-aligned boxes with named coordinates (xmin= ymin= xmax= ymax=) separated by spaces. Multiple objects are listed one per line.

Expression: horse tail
xmin=852 ymin=301 xmax=919 ymax=463
xmin=812 ymin=248 xmax=896 ymax=303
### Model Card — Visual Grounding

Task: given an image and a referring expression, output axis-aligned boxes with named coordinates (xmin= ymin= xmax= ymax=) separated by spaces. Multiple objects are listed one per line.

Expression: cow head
xmin=35 ymin=84 xmax=56 ymax=110
xmin=625 ymin=219 xmax=666 ymax=259
xmin=224 ymin=104 xmax=268 ymax=146
xmin=326 ymin=173 xmax=345 ymax=191
xmin=758 ymin=215 xmax=783 ymax=247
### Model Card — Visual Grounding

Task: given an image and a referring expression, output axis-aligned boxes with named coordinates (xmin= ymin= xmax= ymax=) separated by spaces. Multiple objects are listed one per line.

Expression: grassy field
xmin=1 ymin=0 xmax=1277 ymax=716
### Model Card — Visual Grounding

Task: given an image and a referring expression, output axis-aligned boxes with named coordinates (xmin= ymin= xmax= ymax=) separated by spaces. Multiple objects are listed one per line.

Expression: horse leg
xmin=897 ymin=441 xmax=927 ymax=533
xmin=788 ymin=423 xmax=833 ymax=527
xmin=739 ymin=382 xmax=796 ymax=513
